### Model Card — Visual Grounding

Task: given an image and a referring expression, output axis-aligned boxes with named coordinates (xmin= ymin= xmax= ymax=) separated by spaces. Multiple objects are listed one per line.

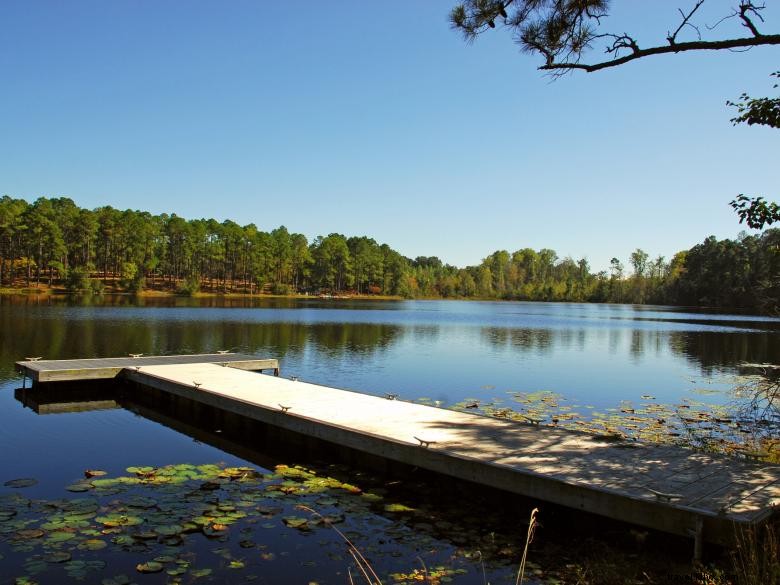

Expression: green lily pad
xmin=46 ymin=530 xmax=76 ymax=543
xmin=0 ymin=507 xmax=17 ymax=521
xmin=160 ymin=535 xmax=183 ymax=546
xmin=136 ymin=561 xmax=164 ymax=573
xmin=166 ymin=567 xmax=187 ymax=576
xmin=127 ymin=466 xmax=156 ymax=476
xmin=202 ymin=523 xmax=228 ymax=537
xmin=95 ymin=513 xmax=143 ymax=527
xmin=23 ymin=559 xmax=48 ymax=574
xmin=282 ymin=516 xmax=310 ymax=530
xmin=360 ymin=493 xmax=383 ymax=503
xmin=153 ymin=524 xmax=183 ymax=536
xmin=3 ymin=478 xmax=37 ymax=488
xmin=65 ymin=510 xmax=97 ymax=521
xmin=16 ymin=528 xmax=45 ymax=539
xmin=384 ymin=503 xmax=416 ymax=513
xmin=45 ymin=551 xmax=72 ymax=563
xmin=41 ymin=518 xmax=90 ymax=530
xmin=191 ymin=568 xmax=212 ymax=577
xmin=126 ymin=496 xmax=157 ymax=508
xmin=78 ymin=538 xmax=107 ymax=551
xmin=132 ymin=530 xmax=158 ymax=540
xmin=62 ymin=498 xmax=100 ymax=513
xmin=90 ymin=478 xmax=119 ymax=488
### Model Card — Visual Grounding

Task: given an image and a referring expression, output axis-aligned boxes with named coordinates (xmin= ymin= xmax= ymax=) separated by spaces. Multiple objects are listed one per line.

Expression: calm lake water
xmin=1 ymin=296 xmax=778 ymax=583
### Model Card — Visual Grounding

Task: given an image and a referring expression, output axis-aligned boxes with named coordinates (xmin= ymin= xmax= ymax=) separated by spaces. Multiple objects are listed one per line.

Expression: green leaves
xmin=730 ymin=195 xmax=780 ymax=230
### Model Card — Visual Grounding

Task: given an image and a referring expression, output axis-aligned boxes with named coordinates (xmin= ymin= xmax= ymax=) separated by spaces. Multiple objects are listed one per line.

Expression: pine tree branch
xmin=539 ymin=34 xmax=780 ymax=72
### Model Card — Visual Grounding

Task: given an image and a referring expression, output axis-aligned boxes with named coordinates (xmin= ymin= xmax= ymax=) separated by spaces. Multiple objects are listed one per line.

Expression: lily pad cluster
xmin=0 ymin=462 xmax=515 ymax=585
xmin=454 ymin=388 xmax=779 ymax=461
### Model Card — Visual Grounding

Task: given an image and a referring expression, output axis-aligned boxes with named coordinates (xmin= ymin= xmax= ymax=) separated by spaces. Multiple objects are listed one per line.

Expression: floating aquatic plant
xmin=0 ymin=461 xmax=503 ymax=584
xmin=454 ymin=386 xmax=778 ymax=461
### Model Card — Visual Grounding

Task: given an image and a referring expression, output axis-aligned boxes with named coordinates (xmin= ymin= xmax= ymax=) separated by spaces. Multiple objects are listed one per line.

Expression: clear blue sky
xmin=1 ymin=1 xmax=777 ymax=271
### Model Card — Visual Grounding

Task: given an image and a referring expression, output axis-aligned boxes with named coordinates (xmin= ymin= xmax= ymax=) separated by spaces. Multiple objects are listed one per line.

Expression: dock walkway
xmin=16 ymin=354 xmax=780 ymax=554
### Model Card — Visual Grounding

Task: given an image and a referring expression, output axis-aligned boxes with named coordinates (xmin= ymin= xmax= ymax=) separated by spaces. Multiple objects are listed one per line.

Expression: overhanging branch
xmin=539 ymin=34 xmax=780 ymax=72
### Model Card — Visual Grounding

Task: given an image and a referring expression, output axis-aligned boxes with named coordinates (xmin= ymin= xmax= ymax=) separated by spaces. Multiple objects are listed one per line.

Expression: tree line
xmin=1 ymin=195 xmax=778 ymax=312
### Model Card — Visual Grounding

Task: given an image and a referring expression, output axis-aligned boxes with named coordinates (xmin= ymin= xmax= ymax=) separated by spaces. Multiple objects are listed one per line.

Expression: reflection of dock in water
xmin=14 ymin=385 xmax=119 ymax=414
xmin=14 ymin=353 xmax=780 ymax=559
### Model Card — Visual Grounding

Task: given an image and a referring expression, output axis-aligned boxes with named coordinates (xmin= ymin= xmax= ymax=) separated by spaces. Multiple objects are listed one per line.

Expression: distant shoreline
xmin=2 ymin=285 xmax=777 ymax=317
xmin=0 ymin=285 xmax=404 ymax=302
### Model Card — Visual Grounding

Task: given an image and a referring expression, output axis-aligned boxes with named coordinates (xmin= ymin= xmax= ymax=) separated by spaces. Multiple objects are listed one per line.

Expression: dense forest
xmin=1 ymin=196 xmax=779 ymax=312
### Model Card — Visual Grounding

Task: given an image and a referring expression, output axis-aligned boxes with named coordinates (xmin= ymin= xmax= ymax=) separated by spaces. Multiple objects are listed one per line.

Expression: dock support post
xmin=691 ymin=517 xmax=704 ymax=563
xmin=274 ymin=367 xmax=280 ymax=377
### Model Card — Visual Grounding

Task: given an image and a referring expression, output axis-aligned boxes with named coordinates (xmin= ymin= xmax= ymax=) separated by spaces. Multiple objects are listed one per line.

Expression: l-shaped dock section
xmin=15 ymin=353 xmax=780 ymax=558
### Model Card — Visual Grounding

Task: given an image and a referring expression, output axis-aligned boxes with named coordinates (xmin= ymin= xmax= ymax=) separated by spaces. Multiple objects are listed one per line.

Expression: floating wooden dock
xmin=15 ymin=353 xmax=279 ymax=383
xmin=16 ymin=354 xmax=780 ymax=556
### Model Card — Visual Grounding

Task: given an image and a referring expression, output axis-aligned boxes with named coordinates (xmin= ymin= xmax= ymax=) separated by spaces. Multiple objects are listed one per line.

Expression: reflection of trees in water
xmin=0 ymin=304 xmax=403 ymax=378
xmin=608 ymin=328 xmax=621 ymax=355
xmin=4 ymin=294 xmax=779 ymax=381
xmin=479 ymin=325 xmax=780 ymax=375
xmin=629 ymin=330 xmax=661 ymax=360
xmin=306 ymin=323 xmax=401 ymax=357
xmin=480 ymin=328 xmax=554 ymax=352
xmin=411 ymin=325 xmax=438 ymax=343
xmin=669 ymin=331 xmax=780 ymax=374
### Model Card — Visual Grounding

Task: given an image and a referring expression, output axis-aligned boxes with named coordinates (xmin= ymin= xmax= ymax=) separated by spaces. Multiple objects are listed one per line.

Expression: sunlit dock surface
xmin=17 ymin=354 xmax=780 ymax=557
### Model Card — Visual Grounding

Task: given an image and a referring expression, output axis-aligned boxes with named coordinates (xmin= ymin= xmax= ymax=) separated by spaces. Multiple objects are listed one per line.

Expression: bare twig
xmin=668 ymin=0 xmax=706 ymax=45
xmin=739 ymin=1 xmax=766 ymax=37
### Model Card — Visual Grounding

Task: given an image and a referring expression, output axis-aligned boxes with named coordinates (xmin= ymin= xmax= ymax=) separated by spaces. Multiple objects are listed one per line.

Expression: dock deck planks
xmin=120 ymin=362 xmax=780 ymax=547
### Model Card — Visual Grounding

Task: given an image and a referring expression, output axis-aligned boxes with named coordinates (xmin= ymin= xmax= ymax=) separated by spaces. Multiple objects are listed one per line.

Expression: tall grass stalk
xmin=515 ymin=508 xmax=539 ymax=585
xmin=302 ymin=504 xmax=543 ymax=585
xmin=297 ymin=504 xmax=383 ymax=584
xmin=731 ymin=521 xmax=780 ymax=585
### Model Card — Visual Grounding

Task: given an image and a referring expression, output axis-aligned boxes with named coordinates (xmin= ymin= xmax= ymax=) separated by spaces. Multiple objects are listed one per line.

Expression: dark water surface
xmin=1 ymin=296 xmax=778 ymax=583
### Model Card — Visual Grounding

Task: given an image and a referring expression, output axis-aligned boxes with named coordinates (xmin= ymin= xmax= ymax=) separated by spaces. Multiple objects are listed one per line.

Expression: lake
xmin=1 ymin=296 xmax=778 ymax=583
